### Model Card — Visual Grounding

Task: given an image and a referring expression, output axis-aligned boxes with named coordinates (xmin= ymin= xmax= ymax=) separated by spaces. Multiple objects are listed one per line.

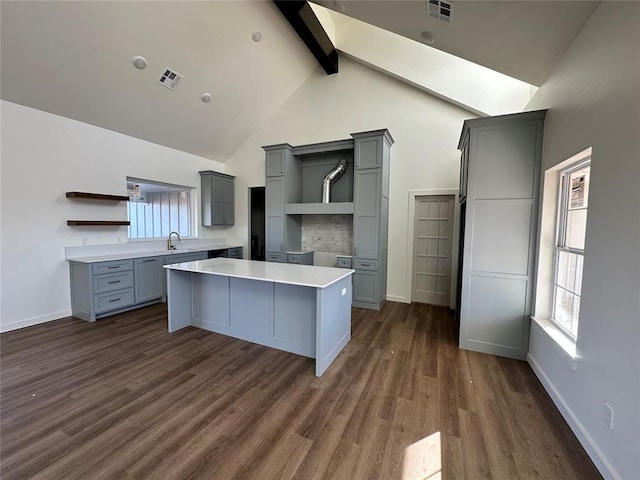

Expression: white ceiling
xmin=1 ymin=1 xmax=599 ymax=162
xmin=0 ymin=1 xmax=318 ymax=161
xmin=313 ymin=0 xmax=599 ymax=86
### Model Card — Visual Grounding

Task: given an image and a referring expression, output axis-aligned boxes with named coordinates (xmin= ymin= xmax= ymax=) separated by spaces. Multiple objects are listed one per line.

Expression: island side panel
xmin=273 ymin=283 xmax=316 ymax=358
xmin=229 ymin=277 xmax=273 ymax=337
xmin=166 ymin=269 xmax=192 ymax=332
xmin=315 ymin=275 xmax=353 ymax=376
xmin=191 ymin=274 xmax=230 ymax=328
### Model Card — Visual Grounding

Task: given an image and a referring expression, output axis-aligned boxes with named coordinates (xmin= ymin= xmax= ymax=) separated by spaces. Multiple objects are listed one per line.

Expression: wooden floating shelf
xmin=67 ymin=220 xmax=130 ymax=226
xmin=66 ymin=191 xmax=129 ymax=202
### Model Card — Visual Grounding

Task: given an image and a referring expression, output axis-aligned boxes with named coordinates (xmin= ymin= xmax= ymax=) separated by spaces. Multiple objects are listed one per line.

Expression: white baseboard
xmin=0 ymin=309 xmax=71 ymax=333
xmin=386 ymin=295 xmax=410 ymax=304
xmin=527 ymin=353 xmax=619 ymax=480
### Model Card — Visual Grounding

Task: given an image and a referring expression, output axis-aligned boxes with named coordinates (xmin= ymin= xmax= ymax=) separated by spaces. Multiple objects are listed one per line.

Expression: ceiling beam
xmin=273 ymin=0 xmax=338 ymax=75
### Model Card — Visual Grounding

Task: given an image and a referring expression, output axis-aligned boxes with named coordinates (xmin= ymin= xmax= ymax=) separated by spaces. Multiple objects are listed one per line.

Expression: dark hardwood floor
xmin=1 ymin=302 xmax=601 ymax=479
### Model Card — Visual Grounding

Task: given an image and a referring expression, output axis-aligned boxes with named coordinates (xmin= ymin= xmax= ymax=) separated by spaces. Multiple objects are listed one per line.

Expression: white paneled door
xmin=412 ymin=196 xmax=454 ymax=306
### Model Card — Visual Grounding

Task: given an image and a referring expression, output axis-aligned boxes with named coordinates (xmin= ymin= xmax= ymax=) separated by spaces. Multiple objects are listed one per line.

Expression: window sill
xmin=531 ymin=317 xmax=577 ymax=366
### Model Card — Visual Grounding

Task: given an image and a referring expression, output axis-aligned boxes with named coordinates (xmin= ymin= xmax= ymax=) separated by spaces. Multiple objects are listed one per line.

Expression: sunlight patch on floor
xmin=402 ymin=431 xmax=442 ymax=480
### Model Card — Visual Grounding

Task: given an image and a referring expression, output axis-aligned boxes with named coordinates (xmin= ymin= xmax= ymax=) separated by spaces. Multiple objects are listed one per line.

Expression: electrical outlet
xmin=604 ymin=403 xmax=614 ymax=430
xmin=341 ymin=288 xmax=346 ymax=296
xmin=82 ymin=238 xmax=88 ymax=245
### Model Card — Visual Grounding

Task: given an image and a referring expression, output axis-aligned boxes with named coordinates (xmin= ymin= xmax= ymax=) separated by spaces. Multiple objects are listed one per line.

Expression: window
xmin=551 ymin=160 xmax=590 ymax=338
xmin=127 ymin=178 xmax=196 ymax=239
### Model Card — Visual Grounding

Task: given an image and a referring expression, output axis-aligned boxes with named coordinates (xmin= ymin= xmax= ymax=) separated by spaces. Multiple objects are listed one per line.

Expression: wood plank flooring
xmin=0 ymin=302 xmax=601 ymax=479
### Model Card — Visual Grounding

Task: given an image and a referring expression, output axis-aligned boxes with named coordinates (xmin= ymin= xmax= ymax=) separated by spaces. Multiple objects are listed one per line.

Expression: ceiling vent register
xmin=427 ymin=0 xmax=453 ymax=23
xmin=157 ymin=67 xmax=183 ymax=90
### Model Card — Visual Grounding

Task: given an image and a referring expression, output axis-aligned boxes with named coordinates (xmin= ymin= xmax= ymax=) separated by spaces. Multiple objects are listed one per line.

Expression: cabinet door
xmin=134 ymin=257 xmax=164 ymax=303
xmin=354 ymin=137 xmax=382 ymax=169
xmin=266 ymin=150 xmax=285 ymax=177
xmin=201 ymin=172 xmax=235 ymax=226
xmin=353 ymin=169 xmax=381 ymax=259
xmin=212 ymin=176 xmax=234 ymax=225
xmin=353 ymin=270 xmax=378 ymax=304
xmin=266 ymin=176 xmax=285 ymax=253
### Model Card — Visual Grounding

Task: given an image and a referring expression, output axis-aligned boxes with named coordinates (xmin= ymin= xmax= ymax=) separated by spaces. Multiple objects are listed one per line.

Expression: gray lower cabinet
xmin=266 ymin=252 xmax=286 ymax=263
xmin=457 ymin=110 xmax=546 ymax=360
xmin=226 ymin=247 xmax=243 ymax=259
xmin=70 ymin=259 xmax=136 ymax=322
xmin=134 ymin=256 xmax=164 ymax=303
xmin=199 ymin=170 xmax=235 ymax=226
xmin=164 ymin=251 xmax=208 ymax=264
xmin=70 ymin=250 xmax=215 ymax=322
xmin=287 ymin=251 xmax=314 ymax=265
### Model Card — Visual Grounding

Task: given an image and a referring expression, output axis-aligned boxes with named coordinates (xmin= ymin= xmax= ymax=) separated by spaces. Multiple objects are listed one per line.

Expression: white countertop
xmin=165 ymin=258 xmax=354 ymax=289
xmin=67 ymin=244 xmax=241 ymax=264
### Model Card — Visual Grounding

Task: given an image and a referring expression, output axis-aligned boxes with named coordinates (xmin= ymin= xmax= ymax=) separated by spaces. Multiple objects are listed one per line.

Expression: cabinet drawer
xmin=266 ymin=252 xmax=286 ymax=263
xmin=227 ymin=247 xmax=243 ymax=259
xmin=94 ymin=288 xmax=134 ymax=313
xmin=354 ymin=259 xmax=378 ymax=271
xmin=93 ymin=271 xmax=134 ymax=293
xmin=287 ymin=254 xmax=301 ymax=264
xmin=92 ymin=260 xmax=133 ymax=275
xmin=336 ymin=256 xmax=352 ymax=268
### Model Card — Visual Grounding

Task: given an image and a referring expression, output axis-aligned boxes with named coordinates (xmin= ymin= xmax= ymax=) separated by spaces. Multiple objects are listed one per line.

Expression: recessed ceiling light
xmin=251 ymin=31 xmax=263 ymax=42
xmin=201 ymin=93 xmax=212 ymax=103
xmin=420 ymin=31 xmax=435 ymax=45
xmin=131 ymin=56 xmax=147 ymax=69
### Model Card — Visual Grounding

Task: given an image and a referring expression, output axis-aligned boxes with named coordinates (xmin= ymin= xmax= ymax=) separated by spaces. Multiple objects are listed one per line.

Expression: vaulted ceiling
xmin=1 ymin=1 xmax=599 ymax=162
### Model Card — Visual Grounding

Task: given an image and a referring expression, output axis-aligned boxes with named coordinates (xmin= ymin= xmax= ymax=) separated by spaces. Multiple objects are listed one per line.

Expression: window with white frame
xmin=552 ymin=160 xmax=590 ymax=338
xmin=127 ymin=178 xmax=196 ymax=239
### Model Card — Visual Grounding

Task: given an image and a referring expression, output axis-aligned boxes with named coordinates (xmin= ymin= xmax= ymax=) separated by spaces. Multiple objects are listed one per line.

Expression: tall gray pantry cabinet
xmin=457 ymin=110 xmax=546 ymax=360
xmin=263 ymin=129 xmax=393 ymax=310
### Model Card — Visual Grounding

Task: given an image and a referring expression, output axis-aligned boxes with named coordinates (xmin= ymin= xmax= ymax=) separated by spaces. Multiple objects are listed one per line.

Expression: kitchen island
xmin=165 ymin=258 xmax=354 ymax=376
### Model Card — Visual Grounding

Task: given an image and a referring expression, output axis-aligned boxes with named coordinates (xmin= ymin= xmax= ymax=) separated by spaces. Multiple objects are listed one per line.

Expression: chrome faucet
xmin=168 ymin=231 xmax=181 ymax=250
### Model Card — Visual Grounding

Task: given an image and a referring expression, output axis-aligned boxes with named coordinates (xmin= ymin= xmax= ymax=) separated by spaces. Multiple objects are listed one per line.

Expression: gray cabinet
xmin=263 ymin=130 xmax=393 ymax=310
xmin=134 ymin=256 xmax=164 ymax=303
xmin=164 ymin=251 xmax=208 ymax=264
xmin=287 ymin=251 xmax=314 ymax=265
xmin=263 ymin=144 xmax=301 ymax=260
xmin=70 ymin=259 xmax=136 ymax=322
xmin=226 ymin=247 xmax=243 ymax=259
xmin=200 ymin=171 xmax=235 ymax=226
xmin=457 ymin=110 xmax=546 ymax=360
xmin=352 ymin=130 xmax=394 ymax=310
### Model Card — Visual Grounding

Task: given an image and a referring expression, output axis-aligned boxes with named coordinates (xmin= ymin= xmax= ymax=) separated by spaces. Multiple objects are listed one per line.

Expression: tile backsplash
xmin=302 ymin=215 xmax=353 ymax=255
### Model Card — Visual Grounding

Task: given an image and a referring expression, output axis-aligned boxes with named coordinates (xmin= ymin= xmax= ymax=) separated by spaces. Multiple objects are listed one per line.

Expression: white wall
xmin=0 ymin=101 xmax=226 ymax=332
xmin=526 ymin=3 xmax=640 ymax=479
xmin=224 ymin=56 xmax=473 ymax=303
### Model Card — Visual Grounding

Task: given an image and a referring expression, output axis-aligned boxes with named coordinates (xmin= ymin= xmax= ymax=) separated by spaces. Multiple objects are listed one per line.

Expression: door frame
xmin=248 ymin=186 xmax=265 ymax=261
xmin=406 ymin=188 xmax=460 ymax=309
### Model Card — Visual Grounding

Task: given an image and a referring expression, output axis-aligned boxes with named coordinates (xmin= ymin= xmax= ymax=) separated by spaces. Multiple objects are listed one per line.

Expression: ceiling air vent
xmin=427 ymin=0 xmax=453 ymax=23
xmin=157 ymin=67 xmax=183 ymax=90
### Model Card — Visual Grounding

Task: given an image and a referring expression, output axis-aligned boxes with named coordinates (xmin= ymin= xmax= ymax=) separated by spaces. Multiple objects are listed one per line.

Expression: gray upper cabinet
xmin=134 ymin=256 xmax=164 ymax=303
xmin=200 ymin=171 xmax=235 ymax=226
xmin=457 ymin=110 xmax=546 ymax=361
xmin=266 ymin=148 xmax=288 ymax=177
